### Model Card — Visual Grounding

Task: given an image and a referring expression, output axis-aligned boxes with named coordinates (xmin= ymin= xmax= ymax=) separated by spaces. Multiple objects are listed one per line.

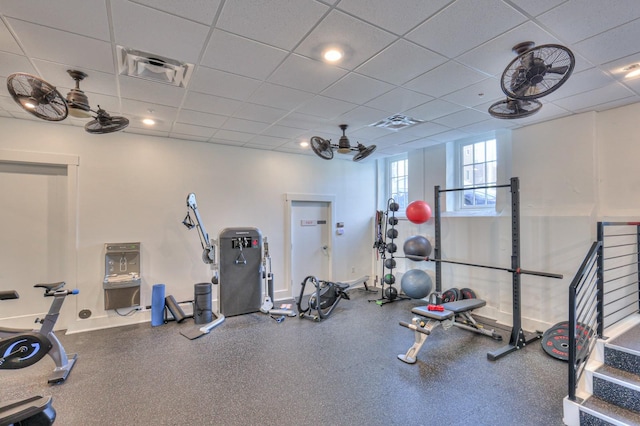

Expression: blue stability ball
xmin=401 ymin=269 xmax=433 ymax=299
xmin=403 ymin=235 xmax=432 ymax=261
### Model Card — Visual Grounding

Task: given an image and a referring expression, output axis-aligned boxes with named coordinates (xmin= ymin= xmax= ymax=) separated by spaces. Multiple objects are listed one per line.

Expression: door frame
xmin=0 ymin=149 xmax=79 ymax=326
xmin=284 ymin=193 xmax=335 ymax=300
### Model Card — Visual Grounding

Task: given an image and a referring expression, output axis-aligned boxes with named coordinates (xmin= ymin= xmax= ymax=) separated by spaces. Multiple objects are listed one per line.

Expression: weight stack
xmin=194 ymin=282 xmax=213 ymax=324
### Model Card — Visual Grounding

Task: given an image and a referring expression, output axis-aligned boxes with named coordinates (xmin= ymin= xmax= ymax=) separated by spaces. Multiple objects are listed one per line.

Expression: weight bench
xmin=398 ymin=298 xmax=502 ymax=364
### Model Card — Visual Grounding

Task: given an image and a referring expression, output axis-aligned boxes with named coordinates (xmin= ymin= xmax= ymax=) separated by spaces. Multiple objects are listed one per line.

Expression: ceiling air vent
xmin=117 ymin=46 xmax=194 ymax=88
xmin=370 ymin=114 xmax=424 ymax=131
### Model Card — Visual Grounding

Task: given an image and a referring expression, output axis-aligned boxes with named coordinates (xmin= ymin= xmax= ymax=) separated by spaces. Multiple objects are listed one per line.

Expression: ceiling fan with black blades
xmin=490 ymin=41 xmax=575 ymax=120
xmin=310 ymin=124 xmax=377 ymax=162
xmin=6 ymin=70 xmax=129 ymax=134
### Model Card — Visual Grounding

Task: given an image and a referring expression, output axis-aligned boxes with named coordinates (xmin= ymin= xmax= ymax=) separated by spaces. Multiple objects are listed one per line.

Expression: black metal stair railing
xmin=568 ymin=241 xmax=602 ymax=401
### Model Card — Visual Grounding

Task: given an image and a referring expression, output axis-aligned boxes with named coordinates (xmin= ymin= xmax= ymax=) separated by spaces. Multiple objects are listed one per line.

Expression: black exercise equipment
xmin=297 ymin=276 xmax=350 ymax=321
xmin=0 ymin=282 xmax=78 ymax=384
xmin=398 ymin=299 xmax=502 ymax=364
xmin=432 ymin=177 xmax=563 ymax=361
xmin=0 ymin=290 xmax=59 ymax=425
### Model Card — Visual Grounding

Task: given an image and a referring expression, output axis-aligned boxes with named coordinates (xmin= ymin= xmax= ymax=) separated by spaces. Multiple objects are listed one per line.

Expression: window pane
xmin=463 ymin=145 xmax=473 ymax=165
xmin=474 ymin=163 xmax=485 ymax=185
xmin=463 ymin=165 xmax=473 ymax=186
xmin=474 ymin=142 xmax=485 ymax=163
xmin=486 ymin=160 xmax=497 ymax=183
xmin=486 ymin=139 xmax=496 ymax=161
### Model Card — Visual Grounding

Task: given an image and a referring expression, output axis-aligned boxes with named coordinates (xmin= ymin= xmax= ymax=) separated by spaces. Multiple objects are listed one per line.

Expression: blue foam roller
xmin=151 ymin=284 xmax=166 ymax=327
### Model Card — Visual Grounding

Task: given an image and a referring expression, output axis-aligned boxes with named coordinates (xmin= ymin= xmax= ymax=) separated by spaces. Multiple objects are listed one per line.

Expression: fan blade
xmin=310 ymin=136 xmax=334 ymax=160
xmin=353 ymin=144 xmax=376 ymax=162
xmin=546 ymin=65 xmax=570 ymax=75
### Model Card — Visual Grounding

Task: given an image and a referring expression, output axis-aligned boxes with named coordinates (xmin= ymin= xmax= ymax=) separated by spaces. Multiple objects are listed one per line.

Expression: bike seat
xmin=0 ymin=290 xmax=19 ymax=300
xmin=34 ymin=282 xmax=66 ymax=292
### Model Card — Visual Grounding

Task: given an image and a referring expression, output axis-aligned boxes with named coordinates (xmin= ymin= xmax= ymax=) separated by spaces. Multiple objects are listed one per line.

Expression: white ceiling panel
xmin=111 ymin=0 xmax=210 ymax=63
xmin=356 ymin=39 xmax=447 ymax=85
xmin=216 ymin=0 xmax=328 ymax=50
xmin=407 ymin=0 xmax=527 ymax=58
xmin=295 ymin=9 xmax=396 ymax=70
xmin=201 ymin=30 xmax=288 ymax=80
xmin=1 ymin=0 xmax=639 ymax=159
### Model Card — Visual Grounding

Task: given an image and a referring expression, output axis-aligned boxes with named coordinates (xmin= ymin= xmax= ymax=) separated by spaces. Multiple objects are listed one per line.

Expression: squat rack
xmin=433 ymin=177 xmax=563 ymax=360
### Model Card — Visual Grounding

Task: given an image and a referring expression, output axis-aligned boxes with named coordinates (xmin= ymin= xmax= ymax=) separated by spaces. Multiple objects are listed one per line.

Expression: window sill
xmin=441 ymin=209 xmax=499 ymax=218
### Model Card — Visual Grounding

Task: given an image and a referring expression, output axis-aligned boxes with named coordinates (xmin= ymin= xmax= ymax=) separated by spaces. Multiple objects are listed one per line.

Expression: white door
xmin=290 ymin=200 xmax=331 ymax=299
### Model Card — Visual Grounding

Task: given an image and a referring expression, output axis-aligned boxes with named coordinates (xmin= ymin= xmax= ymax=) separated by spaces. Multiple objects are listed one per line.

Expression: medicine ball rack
xmin=370 ymin=198 xmax=409 ymax=305
xmin=430 ymin=177 xmax=563 ymax=360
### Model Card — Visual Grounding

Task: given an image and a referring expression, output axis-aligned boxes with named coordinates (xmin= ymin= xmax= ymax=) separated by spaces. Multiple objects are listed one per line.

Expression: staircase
xmin=564 ymin=315 xmax=640 ymax=425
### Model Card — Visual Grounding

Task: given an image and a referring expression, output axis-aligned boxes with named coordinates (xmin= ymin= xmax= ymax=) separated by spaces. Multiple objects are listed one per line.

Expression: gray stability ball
xmin=401 ymin=269 xmax=433 ymax=299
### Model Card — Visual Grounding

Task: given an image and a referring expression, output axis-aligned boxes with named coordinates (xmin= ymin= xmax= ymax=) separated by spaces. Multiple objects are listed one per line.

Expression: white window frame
xmin=454 ymin=136 xmax=497 ymax=211
xmin=387 ymin=153 xmax=409 ymax=215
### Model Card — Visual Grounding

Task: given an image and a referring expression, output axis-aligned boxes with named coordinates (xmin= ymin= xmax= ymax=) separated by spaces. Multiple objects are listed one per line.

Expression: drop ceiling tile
xmin=588 ymin=95 xmax=640 ymax=112
xmin=247 ymin=134 xmax=289 ymax=146
xmin=404 ymin=61 xmax=488 ymax=98
xmin=294 ymin=95 xmax=357 ymax=119
xmin=260 ymin=125 xmax=306 ymax=139
xmin=169 ymin=133 xmax=211 ymax=142
xmin=456 ymin=22 xmax=561 ymax=77
xmin=275 ymin=111 xmax=330 ymax=130
xmin=406 ymin=0 xmax=527 ymax=58
xmin=509 ymin=102 xmax=570 ymax=125
xmin=221 ymin=117 xmax=270 ymax=133
xmin=183 ymin=91 xmax=242 ymax=116
xmin=459 ymin=118 xmax=515 ymax=134
xmin=356 ymin=39 xmax=447 ymax=85
xmin=335 ymin=105 xmax=387 ymax=128
xmin=111 ymin=0 xmax=209 ymax=63
xmin=268 ymin=54 xmax=348 ymax=93
xmin=131 ymin=0 xmax=222 ymax=25
xmin=120 ymin=98 xmax=178 ymax=124
xmin=553 ymin=82 xmax=636 ymax=112
xmin=442 ymin=78 xmax=503 ymax=108
xmin=371 ymin=131 xmax=421 ymax=146
xmin=403 ymin=99 xmax=465 ymax=122
xmin=232 ymin=103 xmax=289 ymax=124
xmin=6 ymin=19 xmax=114 ymax=73
xmin=508 ymin=0 xmax=566 ymax=17
xmin=0 ymin=52 xmax=37 ymax=78
xmin=365 ymin=87 xmax=433 ymax=114
xmin=247 ymin=83 xmax=316 ymax=110
xmin=428 ymin=129 xmax=472 ymax=142
xmin=537 ymin=0 xmax=640 ymax=44
xmin=396 ymin=121 xmax=451 ymax=138
xmin=213 ymin=129 xmax=254 ymax=142
xmin=217 ymin=0 xmax=328 ymax=50
xmin=118 ymin=75 xmax=186 ymax=107
xmin=201 ymin=30 xmax=288 ymax=80
xmin=321 ymin=73 xmax=394 ymax=104
xmin=177 ymin=109 xmax=226 ymax=128
xmin=544 ymin=68 xmax=615 ymax=102
xmin=190 ymin=66 xmax=262 ymax=101
xmin=336 ymin=0 xmax=451 ymax=35
xmin=400 ymin=139 xmax=442 ymax=150
xmin=343 ymin=125 xmax=391 ymax=141
xmin=0 ymin=20 xmax=23 ymax=55
xmin=171 ymin=123 xmax=217 ymax=138
xmin=295 ymin=9 xmax=396 ymax=70
xmin=432 ymin=108 xmax=490 ymax=128
xmin=0 ymin=0 xmax=110 ymax=41
xmin=124 ymin=127 xmax=169 ymax=138
xmin=209 ymin=137 xmax=246 ymax=147
xmin=574 ymin=19 xmax=640 ymax=66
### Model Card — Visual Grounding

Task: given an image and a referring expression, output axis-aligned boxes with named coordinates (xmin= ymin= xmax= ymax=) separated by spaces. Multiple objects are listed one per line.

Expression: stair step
xmin=581 ymin=396 xmax=640 ymax=426
xmin=593 ymin=364 xmax=640 ymax=414
xmin=605 ymin=344 xmax=640 ymax=377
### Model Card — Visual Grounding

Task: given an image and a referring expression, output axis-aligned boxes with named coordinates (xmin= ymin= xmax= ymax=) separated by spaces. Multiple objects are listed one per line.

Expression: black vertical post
xmin=568 ymin=282 xmax=577 ymax=401
xmin=508 ymin=176 xmax=524 ymax=348
xmin=596 ymin=222 xmax=605 ymax=337
xmin=637 ymin=224 xmax=640 ymax=313
xmin=434 ymin=185 xmax=442 ymax=294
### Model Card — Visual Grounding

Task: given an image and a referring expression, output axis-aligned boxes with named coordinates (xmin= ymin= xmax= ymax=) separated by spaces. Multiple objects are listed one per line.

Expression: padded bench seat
xmin=411 ymin=298 xmax=486 ymax=320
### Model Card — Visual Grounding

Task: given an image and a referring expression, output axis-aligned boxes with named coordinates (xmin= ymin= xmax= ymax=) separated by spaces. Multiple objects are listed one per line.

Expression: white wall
xmin=0 ymin=117 xmax=376 ymax=332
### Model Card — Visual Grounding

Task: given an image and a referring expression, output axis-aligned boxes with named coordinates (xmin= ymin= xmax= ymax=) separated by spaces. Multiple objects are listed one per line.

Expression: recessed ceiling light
xmin=323 ymin=48 xmax=343 ymax=63
xmin=622 ymin=63 xmax=640 ymax=79
xmin=142 ymin=118 xmax=155 ymax=126
xmin=300 ymin=141 xmax=309 ymax=148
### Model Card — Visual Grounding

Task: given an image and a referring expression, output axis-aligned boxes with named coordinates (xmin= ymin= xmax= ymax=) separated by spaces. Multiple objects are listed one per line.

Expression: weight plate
xmin=441 ymin=288 xmax=457 ymax=303
xmin=460 ymin=288 xmax=477 ymax=299
xmin=541 ymin=321 xmax=594 ymax=362
xmin=451 ymin=288 xmax=461 ymax=300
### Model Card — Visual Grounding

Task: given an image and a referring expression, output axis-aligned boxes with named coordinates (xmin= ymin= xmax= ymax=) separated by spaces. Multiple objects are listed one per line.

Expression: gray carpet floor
xmin=1 ymin=288 xmax=567 ymax=425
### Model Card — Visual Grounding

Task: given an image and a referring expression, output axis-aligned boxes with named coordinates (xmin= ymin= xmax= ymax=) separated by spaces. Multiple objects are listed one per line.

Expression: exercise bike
xmin=297 ymin=276 xmax=350 ymax=321
xmin=0 ymin=288 xmax=62 ymax=425
xmin=0 ymin=282 xmax=78 ymax=384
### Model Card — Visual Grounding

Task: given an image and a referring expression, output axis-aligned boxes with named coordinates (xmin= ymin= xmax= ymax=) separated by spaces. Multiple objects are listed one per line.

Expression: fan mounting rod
xmin=512 ymin=41 xmax=535 ymax=55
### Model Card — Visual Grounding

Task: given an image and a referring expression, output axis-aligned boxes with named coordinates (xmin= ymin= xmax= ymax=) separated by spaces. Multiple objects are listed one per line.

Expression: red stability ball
xmin=406 ymin=200 xmax=432 ymax=224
